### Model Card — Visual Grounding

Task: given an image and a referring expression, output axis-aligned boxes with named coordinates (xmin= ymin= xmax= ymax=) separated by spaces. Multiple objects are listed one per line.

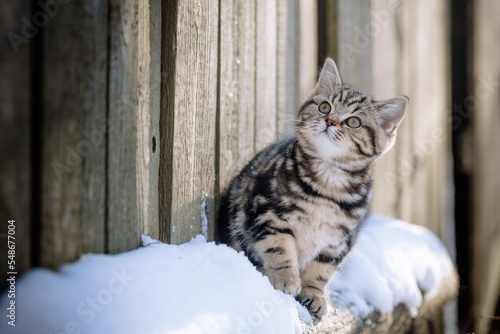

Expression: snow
xmin=329 ymin=215 xmax=455 ymax=318
xmin=0 ymin=215 xmax=455 ymax=334
xmin=201 ymin=198 xmax=208 ymax=239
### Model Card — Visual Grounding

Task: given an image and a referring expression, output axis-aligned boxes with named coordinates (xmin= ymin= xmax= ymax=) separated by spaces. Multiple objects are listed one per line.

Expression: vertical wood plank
xmin=255 ymin=0 xmax=278 ymax=150
xmin=219 ymin=0 xmax=256 ymax=190
xmin=41 ymin=0 xmax=81 ymax=268
xmin=276 ymin=0 xmax=316 ymax=137
xmin=370 ymin=0 xmax=403 ymax=217
xmin=80 ymin=0 xmax=110 ymax=254
xmin=0 ymin=0 xmax=32 ymax=285
xmin=336 ymin=0 xmax=372 ymax=94
xmin=160 ymin=0 xmax=218 ymax=244
xmin=108 ymin=0 xmax=140 ymax=253
xmin=159 ymin=0 xmax=177 ymax=244
xmin=40 ymin=0 xmax=108 ymax=268
xmin=317 ymin=0 xmax=338 ymax=63
xmin=397 ymin=0 xmax=450 ymax=237
xmin=471 ymin=0 xmax=500 ymax=332
xmin=298 ymin=0 xmax=317 ymax=99
xmin=137 ymin=0 xmax=161 ymax=239
xmin=276 ymin=0 xmax=298 ymax=136
xmin=108 ymin=0 xmax=161 ymax=252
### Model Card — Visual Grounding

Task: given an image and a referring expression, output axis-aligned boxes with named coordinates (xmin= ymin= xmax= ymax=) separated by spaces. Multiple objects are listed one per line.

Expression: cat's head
xmin=296 ymin=58 xmax=407 ymax=166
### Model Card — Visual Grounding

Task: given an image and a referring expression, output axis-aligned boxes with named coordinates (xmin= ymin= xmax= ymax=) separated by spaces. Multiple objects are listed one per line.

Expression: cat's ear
xmin=314 ymin=58 xmax=342 ymax=95
xmin=375 ymin=96 xmax=408 ymax=135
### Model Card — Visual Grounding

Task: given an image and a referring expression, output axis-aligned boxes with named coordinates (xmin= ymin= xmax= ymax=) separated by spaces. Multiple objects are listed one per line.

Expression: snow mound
xmin=329 ymin=215 xmax=455 ymax=317
xmin=0 ymin=216 xmax=455 ymax=334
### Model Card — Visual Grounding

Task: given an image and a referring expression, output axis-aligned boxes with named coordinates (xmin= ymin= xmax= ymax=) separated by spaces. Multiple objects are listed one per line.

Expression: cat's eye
xmin=345 ymin=117 xmax=361 ymax=128
xmin=318 ymin=102 xmax=331 ymax=114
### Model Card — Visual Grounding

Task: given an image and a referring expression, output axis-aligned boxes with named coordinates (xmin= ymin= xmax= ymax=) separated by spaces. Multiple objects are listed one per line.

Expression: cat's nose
xmin=325 ymin=118 xmax=336 ymax=127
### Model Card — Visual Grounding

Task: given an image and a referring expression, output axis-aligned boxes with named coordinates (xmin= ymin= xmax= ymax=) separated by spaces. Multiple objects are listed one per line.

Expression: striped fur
xmin=217 ymin=58 xmax=407 ymax=320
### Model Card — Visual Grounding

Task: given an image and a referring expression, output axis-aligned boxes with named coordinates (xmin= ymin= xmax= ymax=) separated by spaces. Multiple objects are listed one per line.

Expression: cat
xmin=216 ymin=57 xmax=407 ymax=320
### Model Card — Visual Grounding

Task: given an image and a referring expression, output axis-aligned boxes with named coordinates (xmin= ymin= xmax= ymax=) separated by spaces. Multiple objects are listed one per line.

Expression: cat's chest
xmin=293 ymin=205 xmax=355 ymax=269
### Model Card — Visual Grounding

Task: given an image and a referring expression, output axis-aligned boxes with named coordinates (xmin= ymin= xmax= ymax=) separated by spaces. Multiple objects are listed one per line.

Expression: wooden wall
xmin=160 ymin=0 xmax=317 ymax=245
xmin=3 ymin=2 xmax=498 ymax=332
xmin=0 ymin=0 xmax=317 ymax=276
xmin=0 ymin=0 xmax=33 ymax=281
xmin=38 ymin=0 xmax=162 ymax=266
xmin=471 ymin=0 xmax=500 ymax=332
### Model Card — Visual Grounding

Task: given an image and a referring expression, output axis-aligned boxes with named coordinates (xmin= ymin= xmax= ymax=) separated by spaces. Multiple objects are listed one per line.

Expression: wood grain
xmin=107 ymin=0 xmax=141 ymax=253
xmin=396 ymin=0 xmax=450 ymax=237
xmin=276 ymin=0 xmax=299 ymax=136
xmin=0 ymin=0 xmax=32 ymax=286
xmin=255 ymin=0 xmax=278 ymax=151
xmin=40 ymin=0 xmax=108 ymax=268
xmin=317 ymin=0 xmax=338 ymax=63
xmin=136 ymin=0 xmax=161 ymax=240
xmin=108 ymin=0 xmax=161 ymax=252
xmin=336 ymin=0 xmax=372 ymax=94
xmin=370 ymin=0 xmax=404 ymax=218
xmin=219 ymin=0 xmax=256 ymax=191
xmin=298 ymin=0 xmax=317 ymax=99
xmin=471 ymin=0 xmax=500 ymax=332
xmin=160 ymin=0 xmax=218 ymax=244
xmin=79 ymin=0 xmax=109 ymax=255
xmin=275 ymin=0 xmax=317 ymax=137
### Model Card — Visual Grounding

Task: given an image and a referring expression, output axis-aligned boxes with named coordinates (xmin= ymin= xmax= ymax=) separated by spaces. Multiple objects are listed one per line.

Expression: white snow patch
xmin=201 ymin=197 xmax=208 ymax=239
xmin=141 ymin=235 xmax=157 ymax=247
xmin=0 ymin=215 xmax=454 ymax=333
xmin=329 ymin=215 xmax=455 ymax=317
xmin=1 ymin=235 xmax=302 ymax=334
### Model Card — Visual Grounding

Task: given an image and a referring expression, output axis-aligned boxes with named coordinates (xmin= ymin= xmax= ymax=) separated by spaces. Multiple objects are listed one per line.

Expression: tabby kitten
xmin=217 ymin=58 xmax=407 ymax=320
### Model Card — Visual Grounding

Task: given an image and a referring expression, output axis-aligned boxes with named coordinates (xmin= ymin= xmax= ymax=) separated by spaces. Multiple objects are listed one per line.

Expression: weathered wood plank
xmin=276 ymin=0 xmax=297 ymax=136
xmin=275 ymin=0 xmax=316 ymax=137
xmin=370 ymin=0 xmax=403 ymax=218
xmin=0 ymin=0 xmax=32 ymax=286
xmin=40 ymin=0 xmax=108 ymax=268
xmin=137 ymin=0 xmax=161 ymax=239
xmin=298 ymin=0 xmax=318 ymax=99
xmin=317 ymin=0 xmax=338 ymax=64
xmin=107 ymin=0 xmax=140 ymax=253
xmin=336 ymin=0 xmax=372 ymax=94
xmin=160 ymin=0 xmax=218 ymax=244
xmin=80 ymin=0 xmax=110 ymax=255
xmin=255 ymin=0 xmax=278 ymax=151
xmin=471 ymin=0 xmax=500 ymax=332
xmin=397 ymin=0 xmax=450 ymax=237
xmin=159 ymin=0 xmax=177 ymax=244
xmin=219 ymin=0 xmax=256 ymax=190
xmin=108 ymin=0 xmax=161 ymax=252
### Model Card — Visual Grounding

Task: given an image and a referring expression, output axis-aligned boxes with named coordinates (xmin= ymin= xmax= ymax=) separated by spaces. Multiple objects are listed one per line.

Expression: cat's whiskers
xmin=277 ymin=123 xmax=317 ymax=141
xmin=275 ymin=121 xmax=311 ymax=138
xmin=276 ymin=127 xmax=299 ymax=138
xmin=276 ymin=119 xmax=309 ymax=125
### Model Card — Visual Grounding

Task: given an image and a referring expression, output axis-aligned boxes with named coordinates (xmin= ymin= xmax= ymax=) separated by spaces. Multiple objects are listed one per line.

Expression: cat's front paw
xmin=267 ymin=268 xmax=301 ymax=296
xmin=296 ymin=287 xmax=328 ymax=320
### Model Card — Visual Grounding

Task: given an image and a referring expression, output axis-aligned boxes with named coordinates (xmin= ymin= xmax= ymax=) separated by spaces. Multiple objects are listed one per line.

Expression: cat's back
xmin=216 ymin=137 xmax=296 ymax=244
xmin=227 ymin=136 xmax=295 ymax=192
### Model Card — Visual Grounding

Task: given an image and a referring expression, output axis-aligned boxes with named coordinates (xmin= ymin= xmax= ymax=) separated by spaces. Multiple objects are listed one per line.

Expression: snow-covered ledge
xmin=0 ymin=215 xmax=457 ymax=334
xmin=301 ymin=215 xmax=459 ymax=334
